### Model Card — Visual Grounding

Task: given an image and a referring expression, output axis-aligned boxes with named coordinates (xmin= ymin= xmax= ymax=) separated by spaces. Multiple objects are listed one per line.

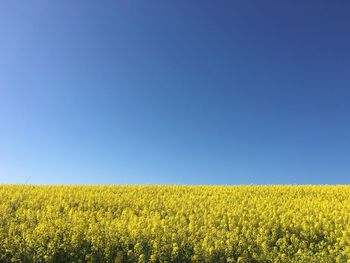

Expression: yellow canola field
xmin=0 ymin=185 xmax=349 ymax=263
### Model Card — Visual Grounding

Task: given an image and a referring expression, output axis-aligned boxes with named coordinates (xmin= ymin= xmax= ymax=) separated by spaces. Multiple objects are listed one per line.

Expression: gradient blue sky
xmin=1 ymin=1 xmax=349 ymax=184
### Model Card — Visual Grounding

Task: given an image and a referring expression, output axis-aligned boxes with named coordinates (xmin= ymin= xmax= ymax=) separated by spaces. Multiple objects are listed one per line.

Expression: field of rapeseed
xmin=0 ymin=185 xmax=349 ymax=263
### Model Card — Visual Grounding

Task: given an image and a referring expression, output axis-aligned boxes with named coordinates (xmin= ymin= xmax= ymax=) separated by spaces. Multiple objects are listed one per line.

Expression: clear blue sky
xmin=1 ymin=1 xmax=349 ymax=185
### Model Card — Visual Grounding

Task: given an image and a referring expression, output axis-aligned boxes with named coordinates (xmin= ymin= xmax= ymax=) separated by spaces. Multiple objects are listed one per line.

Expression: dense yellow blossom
xmin=0 ymin=185 xmax=349 ymax=262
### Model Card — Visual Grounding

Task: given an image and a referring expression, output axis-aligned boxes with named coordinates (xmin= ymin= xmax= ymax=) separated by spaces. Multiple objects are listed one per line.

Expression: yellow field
xmin=0 ymin=185 xmax=349 ymax=263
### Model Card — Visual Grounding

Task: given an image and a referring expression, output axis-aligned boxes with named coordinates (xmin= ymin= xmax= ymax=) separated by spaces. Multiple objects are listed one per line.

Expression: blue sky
xmin=1 ymin=1 xmax=349 ymax=184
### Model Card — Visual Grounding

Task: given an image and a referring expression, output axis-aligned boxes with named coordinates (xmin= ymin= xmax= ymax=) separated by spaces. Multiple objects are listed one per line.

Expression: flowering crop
xmin=0 ymin=185 xmax=349 ymax=262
